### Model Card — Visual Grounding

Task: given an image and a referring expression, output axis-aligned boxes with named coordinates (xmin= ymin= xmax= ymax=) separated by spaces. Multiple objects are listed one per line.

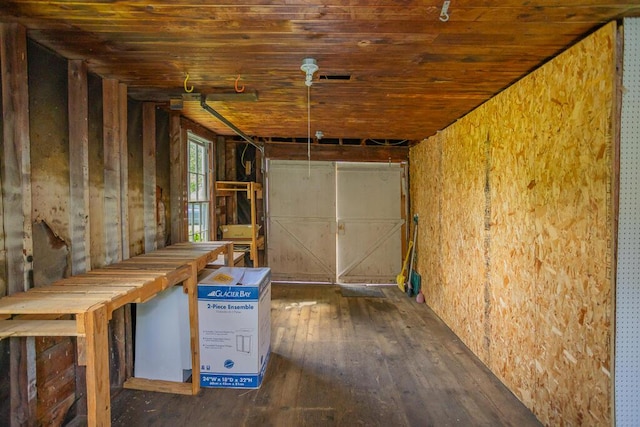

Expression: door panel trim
xmin=266 ymin=159 xmax=406 ymax=284
xmin=337 ymin=219 xmax=404 ymax=279
xmin=272 ymin=218 xmax=336 ymax=276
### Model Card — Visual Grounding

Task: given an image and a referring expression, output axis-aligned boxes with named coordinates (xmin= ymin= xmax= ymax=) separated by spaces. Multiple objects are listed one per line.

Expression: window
xmin=187 ymin=132 xmax=212 ymax=242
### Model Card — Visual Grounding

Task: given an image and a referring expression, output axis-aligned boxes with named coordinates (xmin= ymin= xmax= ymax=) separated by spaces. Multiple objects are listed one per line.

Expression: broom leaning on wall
xmin=397 ymin=214 xmax=418 ymax=293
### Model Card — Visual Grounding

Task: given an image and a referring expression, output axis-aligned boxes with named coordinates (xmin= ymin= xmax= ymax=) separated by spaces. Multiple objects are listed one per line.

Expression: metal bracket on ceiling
xmin=170 ymin=92 xmax=202 ymax=111
xmin=439 ymin=1 xmax=451 ymax=22
xmin=199 ymin=94 xmax=264 ymax=153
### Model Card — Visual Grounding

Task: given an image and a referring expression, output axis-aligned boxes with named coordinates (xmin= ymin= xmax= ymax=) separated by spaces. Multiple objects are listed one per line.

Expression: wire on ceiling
xmin=307 ymin=84 xmax=311 ymax=173
xmin=301 ymin=58 xmax=319 ymax=177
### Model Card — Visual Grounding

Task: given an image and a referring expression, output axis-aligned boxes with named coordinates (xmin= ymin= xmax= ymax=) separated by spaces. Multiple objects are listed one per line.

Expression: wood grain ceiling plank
xmin=4 ymin=1 xmax=639 ymax=22
xmin=8 ymin=19 xmax=599 ymax=33
xmin=2 ymin=0 xmax=637 ymax=139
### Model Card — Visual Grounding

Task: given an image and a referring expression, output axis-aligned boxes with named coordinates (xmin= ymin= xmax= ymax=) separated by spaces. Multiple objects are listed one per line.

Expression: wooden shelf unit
xmin=0 ymin=242 xmax=235 ymax=426
xmin=215 ymin=181 xmax=264 ymax=267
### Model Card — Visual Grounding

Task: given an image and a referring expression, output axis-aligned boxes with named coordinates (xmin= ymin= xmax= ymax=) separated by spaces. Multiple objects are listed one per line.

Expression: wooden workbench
xmin=0 ymin=241 xmax=234 ymax=427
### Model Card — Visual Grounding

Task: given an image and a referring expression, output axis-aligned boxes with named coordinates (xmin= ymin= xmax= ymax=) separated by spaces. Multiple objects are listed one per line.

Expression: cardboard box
xmin=197 ymin=267 xmax=271 ymax=388
xmin=220 ymin=224 xmax=258 ymax=239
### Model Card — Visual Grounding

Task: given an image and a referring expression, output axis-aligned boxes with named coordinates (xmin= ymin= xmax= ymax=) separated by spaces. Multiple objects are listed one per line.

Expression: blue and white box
xmin=197 ymin=267 xmax=271 ymax=388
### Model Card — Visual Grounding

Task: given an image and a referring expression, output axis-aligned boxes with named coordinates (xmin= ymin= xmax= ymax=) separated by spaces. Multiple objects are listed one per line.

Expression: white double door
xmin=266 ymin=160 xmax=405 ymax=284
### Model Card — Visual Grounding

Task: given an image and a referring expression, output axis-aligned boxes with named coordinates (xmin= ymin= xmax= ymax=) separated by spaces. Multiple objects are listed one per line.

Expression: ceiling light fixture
xmin=301 ymin=58 xmax=319 ymax=87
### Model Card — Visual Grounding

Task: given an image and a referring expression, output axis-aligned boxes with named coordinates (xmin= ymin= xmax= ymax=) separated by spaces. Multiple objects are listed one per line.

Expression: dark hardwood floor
xmin=110 ymin=284 xmax=541 ymax=426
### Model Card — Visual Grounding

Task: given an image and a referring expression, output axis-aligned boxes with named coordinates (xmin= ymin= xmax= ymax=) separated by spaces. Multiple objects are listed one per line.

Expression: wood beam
xmin=264 ymin=142 xmax=409 ymax=163
xmin=119 ymin=82 xmax=129 ymax=260
xmin=103 ymin=79 xmax=130 ymax=391
xmin=0 ymin=24 xmax=33 ymax=294
xmin=143 ymin=102 xmax=157 ymax=252
xmin=83 ymin=306 xmax=110 ymax=426
xmin=68 ymin=59 xmax=91 ymax=276
xmin=225 ymin=141 xmax=237 ymax=223
xmin=102 ymin=78 xmax=122 ymax=265
xmin=68 ymin=58 xmax=91 ymax=421
xmin=207 ymin=133 xmax=215 ymax=241
xmin=1 ymin=22 xmax=36 ymax=427
xmin=169 ymin=112 xmax=185 ymax=244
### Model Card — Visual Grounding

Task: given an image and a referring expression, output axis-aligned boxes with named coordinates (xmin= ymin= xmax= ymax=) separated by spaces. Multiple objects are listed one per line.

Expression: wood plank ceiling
xmin=1 ymin=1 xmax=639 ymax=142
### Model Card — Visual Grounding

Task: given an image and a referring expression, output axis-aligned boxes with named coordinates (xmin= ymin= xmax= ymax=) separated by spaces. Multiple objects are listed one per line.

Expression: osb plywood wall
xmin=409 ymin=22 xmax=616 ymax=426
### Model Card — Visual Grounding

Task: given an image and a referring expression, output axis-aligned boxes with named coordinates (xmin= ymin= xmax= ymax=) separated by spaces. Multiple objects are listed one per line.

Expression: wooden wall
xmin=0 ymin=27 xmax=174 ymax=425
xmin=26 ymin=38 xmax=80 ymax=427
xmin=0 ymin=27 xmax=8 ymax=426
xmin=88 ymin=71 xmax=106 ymax=270
xmin=409 ymin=22 xmax=617 ymax=426
xmin=29 ymin=40 xmax=71 ymax=286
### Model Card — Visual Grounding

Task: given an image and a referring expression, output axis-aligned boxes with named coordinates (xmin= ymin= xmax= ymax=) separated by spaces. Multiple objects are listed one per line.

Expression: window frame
xmin=186 ymin=131 xmax=213 ymax=242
